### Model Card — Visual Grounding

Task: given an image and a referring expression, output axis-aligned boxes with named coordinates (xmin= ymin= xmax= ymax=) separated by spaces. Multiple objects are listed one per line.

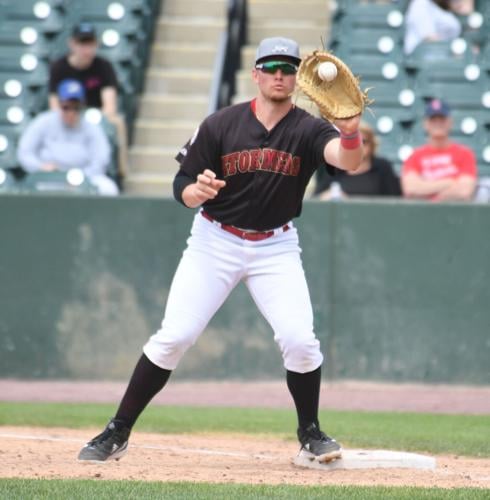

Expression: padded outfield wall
xmin=0 ymin=194 xmax=489 ymax=384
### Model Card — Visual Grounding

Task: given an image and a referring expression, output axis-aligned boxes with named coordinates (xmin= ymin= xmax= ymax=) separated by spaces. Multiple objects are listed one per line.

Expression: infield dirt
xmin=1 ymin=380 xmax=489 ymax=489
xmin=1 ymin=426 xmax=489 ymax=489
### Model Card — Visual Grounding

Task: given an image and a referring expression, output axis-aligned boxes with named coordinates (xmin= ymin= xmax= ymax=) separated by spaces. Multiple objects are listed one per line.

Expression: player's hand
xmin=333 ymin=114 xmax=362 ymax=136
xmin=183 ymin=169 xmax=226 ymax=208
xmin=41 ymin=162 xmax=58 ymax=172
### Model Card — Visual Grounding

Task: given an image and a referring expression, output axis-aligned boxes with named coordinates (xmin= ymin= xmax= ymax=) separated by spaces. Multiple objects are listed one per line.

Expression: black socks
xmin=286 ymin=366 xmax=321 ymax=431
xmin=114 ymin=353 xmax=171 ymax=429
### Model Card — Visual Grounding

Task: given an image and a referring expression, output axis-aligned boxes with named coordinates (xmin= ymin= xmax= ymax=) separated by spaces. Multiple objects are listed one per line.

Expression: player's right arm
xmin=173 ymin=117 xmax=226 ymax=208
xmin=180 ymin=169 xmax=226 ymax=208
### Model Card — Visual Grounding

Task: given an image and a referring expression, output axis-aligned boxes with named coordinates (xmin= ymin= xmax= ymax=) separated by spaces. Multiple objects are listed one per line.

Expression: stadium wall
xmin=1 ymin=195 xmax=489 ymax=384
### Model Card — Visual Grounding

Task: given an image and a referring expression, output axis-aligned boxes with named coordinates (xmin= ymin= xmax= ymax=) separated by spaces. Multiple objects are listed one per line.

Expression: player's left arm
xmin=323 ymin=114 xmax=363 ymax=172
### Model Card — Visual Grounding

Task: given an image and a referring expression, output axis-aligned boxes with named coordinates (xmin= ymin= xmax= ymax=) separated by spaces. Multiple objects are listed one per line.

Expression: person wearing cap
xmin=77 ymin=36 xmax=363 ymax=465
xmin=401 ymin=98 xmax=477 ymax=201
xmin=48 ymin=22 xmax=128 ymax=184
xmin=17 ymin=79 xmax=119 ymax=195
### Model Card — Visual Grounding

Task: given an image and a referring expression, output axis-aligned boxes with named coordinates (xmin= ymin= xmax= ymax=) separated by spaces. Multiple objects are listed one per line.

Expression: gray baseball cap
xmin=255 ymin=37 xmax=301 ymax=65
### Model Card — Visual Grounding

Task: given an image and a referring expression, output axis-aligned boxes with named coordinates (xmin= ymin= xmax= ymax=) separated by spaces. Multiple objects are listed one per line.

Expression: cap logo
xmin=431 ymin=99 xmax=442 ymax=110
xmin=272 ymin=44 xmax=289 ymax=54
xmin=68 ymin=82 xmax=81 ymax=93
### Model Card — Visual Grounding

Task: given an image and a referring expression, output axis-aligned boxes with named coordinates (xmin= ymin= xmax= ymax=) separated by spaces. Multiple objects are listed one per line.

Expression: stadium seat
xmin=2 ymin=0 xmax=65 ymax=35
xmin=0 ymin=47 xmax=50 ymax=89
xmin=331 ymin=28 xmax=403 ymax=58
xmin=17 ymin=171 xmax=99 ymax=195
xmin=0 ymin=165 xmax=18 ymax=193
xmin=0 ymin=21 xmax=53 ymax=58
xmin=0 ymin=100 xmax=30 ymax=133
xmin=404 ymin=39 xmax=476 ymax=72
xmin=346 ymin=53 xmax=407 ymax=84
xmin=0 ymin=127 xmax=19 ymax=170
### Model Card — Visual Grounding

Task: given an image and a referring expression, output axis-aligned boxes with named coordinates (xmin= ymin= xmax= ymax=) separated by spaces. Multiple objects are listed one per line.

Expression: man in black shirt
xmin=78 ymin=37 xmax=364 ymax=467
xmin=49 ymin=22 xmax=128 ymax=183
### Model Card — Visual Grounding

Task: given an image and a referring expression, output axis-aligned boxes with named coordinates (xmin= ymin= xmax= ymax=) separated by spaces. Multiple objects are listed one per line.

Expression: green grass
xmin=0 ymin=479 xmax=488 ymax=500
xmin=0 ymin=402 xmax=489 ymax=458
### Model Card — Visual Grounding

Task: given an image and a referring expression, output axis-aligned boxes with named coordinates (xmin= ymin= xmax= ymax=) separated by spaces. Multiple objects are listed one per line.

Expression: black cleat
xmin=78 ymin=418 xmax=130 ymax=462
xmin=297 ymin=422 xmax=342 ymax=463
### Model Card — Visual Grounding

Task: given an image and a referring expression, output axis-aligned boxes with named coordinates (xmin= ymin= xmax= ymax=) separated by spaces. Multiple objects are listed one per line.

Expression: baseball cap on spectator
xmin=72 ymin=22 xmax=97 ymax=42
xmin=57 ymin=79 xmax=85 ymax=102
xmin=425 ymin=98 xmax=451 ymax=118
xmin=255 ymin=37 xmax=301 ymax=65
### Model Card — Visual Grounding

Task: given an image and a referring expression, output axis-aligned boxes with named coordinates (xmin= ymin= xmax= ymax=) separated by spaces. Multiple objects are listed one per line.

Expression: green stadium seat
xmin=0 ymin=100 xmax=30 ymax=133
xmin=2 ymin=0 xmax=65 ymax=35
xmin=0 ymin=47 xmax=50 ymax=88
xmin=413 ymin=79 xmax=490 ymax=117
xmin=17 ymin=171 xmax=99 ymax=195
xmin=404 ymin=40 xmax=476 ymax=72
xmin=0 ymin=127 xmax=19 ymax=170
xmin=0 ymin=165 xmax=19 ymax=193
xmin=0 ymin=21 xmax=53 ymax=58
xmin=331 ymin=28 xmax=403 ymax=58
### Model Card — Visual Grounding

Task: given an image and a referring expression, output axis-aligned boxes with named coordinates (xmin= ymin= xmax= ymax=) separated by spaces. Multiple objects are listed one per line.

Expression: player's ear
xmin=252 ymin=68 xmax=260 ymax=83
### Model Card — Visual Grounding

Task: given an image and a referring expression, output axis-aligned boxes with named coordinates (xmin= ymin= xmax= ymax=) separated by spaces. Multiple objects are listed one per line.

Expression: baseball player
xmin=78 ymin=36 xmax=363 ymax=464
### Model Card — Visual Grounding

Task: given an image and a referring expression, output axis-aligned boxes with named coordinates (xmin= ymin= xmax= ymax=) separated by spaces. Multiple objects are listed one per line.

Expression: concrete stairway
xmin=233 ymin=0 xmax=333 ymax=115
xmin=125 ymin=0 xmax=226 ymax=196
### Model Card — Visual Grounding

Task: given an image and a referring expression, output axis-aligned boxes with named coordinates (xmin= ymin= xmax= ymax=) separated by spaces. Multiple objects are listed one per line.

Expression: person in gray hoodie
xmin=17 ymin=79 xmax=118 ymax=195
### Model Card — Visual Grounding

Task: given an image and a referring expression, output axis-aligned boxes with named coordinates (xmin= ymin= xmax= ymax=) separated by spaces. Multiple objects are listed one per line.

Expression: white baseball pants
xmin=143 ymin=211 xmax=323 ymax=373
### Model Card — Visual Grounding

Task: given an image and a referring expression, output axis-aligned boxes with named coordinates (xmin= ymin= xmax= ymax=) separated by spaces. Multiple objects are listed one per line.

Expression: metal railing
xmin=208 ymin=0 xmax=247 ymax=115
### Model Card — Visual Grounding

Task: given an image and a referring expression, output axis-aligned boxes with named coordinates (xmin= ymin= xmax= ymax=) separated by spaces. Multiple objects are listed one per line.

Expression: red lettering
xmin=238 ymin=150 xmax=251 ymax=173
xmin=291 ymin=156 xmax=301 ymax=176
xmin=222 ymin=149 xmax=301 ymax=177
xmin=221 ymin=152 xmax=239 ymax=177
xmin=261 ymin=149 xmax=279 ymax=171
xmin=249 ymin=149 xmax=261 ymax=172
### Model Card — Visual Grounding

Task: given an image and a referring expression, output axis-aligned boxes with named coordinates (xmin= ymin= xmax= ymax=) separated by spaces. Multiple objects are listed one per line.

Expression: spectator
xmin=401 ymin=98 xmax=477 ymax=201
xmin=314 ymin=122 xmax=401 ymax=200
xmin=49 ymin=22 xmax=128 ymax=183
xmin=17 ymin=79 xmax=119 ymax=196
xmin=404 ymin=0 xmax=462 ymax=54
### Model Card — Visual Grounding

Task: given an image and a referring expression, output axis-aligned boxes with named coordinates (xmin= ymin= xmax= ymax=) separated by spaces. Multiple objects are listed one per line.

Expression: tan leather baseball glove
xmin=296 ymin=51 xmax=372 ymax=122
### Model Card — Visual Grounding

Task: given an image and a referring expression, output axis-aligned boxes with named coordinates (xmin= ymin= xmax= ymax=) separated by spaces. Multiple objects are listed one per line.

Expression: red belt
xmin=201 ymin=211 xmax=289 ymax=241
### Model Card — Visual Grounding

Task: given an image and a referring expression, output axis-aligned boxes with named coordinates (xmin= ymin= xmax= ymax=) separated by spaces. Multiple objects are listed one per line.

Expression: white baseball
xmin=318 ymin=61 xmax=338 ymax=82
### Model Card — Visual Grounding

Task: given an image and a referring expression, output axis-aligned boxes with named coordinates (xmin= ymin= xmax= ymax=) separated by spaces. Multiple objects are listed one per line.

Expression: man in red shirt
xmin=401 ymin=98 xmax=477 ymax=201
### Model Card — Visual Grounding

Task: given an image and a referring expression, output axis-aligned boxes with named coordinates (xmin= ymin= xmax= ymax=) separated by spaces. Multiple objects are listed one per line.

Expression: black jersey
xmin=49 ymin=56 xmax=118 ymax=109
xmin=178 ymin=101 xmax=339 ymax=231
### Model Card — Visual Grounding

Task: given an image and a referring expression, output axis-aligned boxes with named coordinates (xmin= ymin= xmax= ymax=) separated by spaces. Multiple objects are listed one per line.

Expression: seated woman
xmin=314 ymin=122 xmax=401 ymax=200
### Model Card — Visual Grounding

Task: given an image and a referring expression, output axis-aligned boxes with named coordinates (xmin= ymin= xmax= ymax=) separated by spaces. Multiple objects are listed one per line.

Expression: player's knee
xmin=277 ymin=330 xmax=323 ymax=373
xmin=144 ymin=317 xmax=204 ymax=369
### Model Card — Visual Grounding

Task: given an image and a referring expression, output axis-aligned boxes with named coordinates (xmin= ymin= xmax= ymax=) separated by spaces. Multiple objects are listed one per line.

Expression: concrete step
xmin=150 ymin=42 xmax=217 ymax=70
xmin=133 ymin=119 xmax=197 ymax=147
xmin=129 ymin=146 xmax=181 ymax=173
xmin=163 ymin=0 xmax=226 ymax=17
xmin=145 ymin=68 xmax=213 ymax=94
xmin=248 ymin=21 xmax=328 ymax=46
xmin=138 ymin=94 xmax=209 ymax=121
xmin=124 ymin=172 xmax=175 ymax=197
xmin=248 ymin=0 xmax=331 ymax=22
xmin=155 ymin=17 xmax=225 ymax=44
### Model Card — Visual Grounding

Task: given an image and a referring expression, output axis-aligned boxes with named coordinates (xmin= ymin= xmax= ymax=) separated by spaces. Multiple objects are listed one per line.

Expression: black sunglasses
xmin=61 ymin=103 xmax=82 ymax=112
xmin=255 ymin=61 xmax=298 ymax=75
